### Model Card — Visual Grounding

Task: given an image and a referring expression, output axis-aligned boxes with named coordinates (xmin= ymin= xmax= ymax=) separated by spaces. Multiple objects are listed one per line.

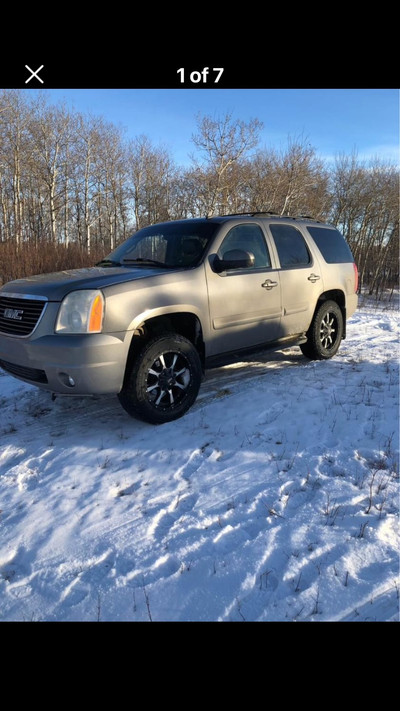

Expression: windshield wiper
xmin=122 ymin=258 xmax=171 ymax=268
xmin=96 ymin=259 xmax=122 ymax=267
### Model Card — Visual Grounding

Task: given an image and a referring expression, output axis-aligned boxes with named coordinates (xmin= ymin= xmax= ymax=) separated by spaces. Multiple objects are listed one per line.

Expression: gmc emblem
xmin=4 ymin=308 xmax=24 ymax=320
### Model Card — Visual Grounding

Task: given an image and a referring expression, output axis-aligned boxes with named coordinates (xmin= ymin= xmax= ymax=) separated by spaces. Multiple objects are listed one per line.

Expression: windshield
xmin=104 ymin=220 xmax=218 ymax=269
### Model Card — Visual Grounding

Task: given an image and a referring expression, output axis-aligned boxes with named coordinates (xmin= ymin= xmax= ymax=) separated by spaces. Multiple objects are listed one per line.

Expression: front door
xmin=205 ymin=223 xmax=282 ymax=357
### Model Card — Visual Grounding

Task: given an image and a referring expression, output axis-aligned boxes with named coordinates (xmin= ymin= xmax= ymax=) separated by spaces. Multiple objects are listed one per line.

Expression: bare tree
xmin=191 ymin=112 xmax=263 ymax=215
xmin=29 ymin=103 xmax=73 ymax=244
xmin=129 ymin=136 xmax=176 ymax=229
xmin=273 ymin=136 xmax=330 ymax=217
xmin=239 ymin=138 xmax=331 ymax=219
xmin=331 ymin=153 xmax=399 ymax=294
xmin=0 ymin=90 xmax=32 ymax=247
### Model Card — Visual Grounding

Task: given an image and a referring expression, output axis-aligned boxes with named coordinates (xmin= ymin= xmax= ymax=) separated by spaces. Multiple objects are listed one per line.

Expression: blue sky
xmin=31 ymin=88 xmax=399 ymax=166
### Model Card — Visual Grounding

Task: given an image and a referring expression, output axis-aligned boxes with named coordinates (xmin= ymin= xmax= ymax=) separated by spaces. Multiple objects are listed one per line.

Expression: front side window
xmin=270 ymin=224 xmax=311 ymax=268
xmin=219 ymin=224 xmax=271 ymax=268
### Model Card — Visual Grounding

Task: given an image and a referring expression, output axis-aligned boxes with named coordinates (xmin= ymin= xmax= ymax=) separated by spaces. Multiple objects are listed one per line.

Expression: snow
xmin=0 ymin=294 xmax=399 ymax=621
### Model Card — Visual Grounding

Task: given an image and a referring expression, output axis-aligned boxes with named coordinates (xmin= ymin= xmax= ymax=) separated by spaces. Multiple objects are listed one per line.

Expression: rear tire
xmin=300 ymin=300 xmax=343 ymax=360
xmin=118 ymin=334 xmax=202 ymax=424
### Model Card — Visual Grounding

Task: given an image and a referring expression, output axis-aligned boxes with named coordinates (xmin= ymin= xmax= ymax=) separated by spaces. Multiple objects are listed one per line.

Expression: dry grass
xmin=0 ymin=242 xmax=105 ymax=285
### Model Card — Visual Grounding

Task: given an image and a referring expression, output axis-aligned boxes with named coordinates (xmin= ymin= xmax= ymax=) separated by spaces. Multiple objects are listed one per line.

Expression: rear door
xmin=266 ymin=223 xmax=324 ymax=337
xmin=305 ymin=224 xmax=358 ymax=318
xmin=205 ymin=222 xmax=282 ymax=356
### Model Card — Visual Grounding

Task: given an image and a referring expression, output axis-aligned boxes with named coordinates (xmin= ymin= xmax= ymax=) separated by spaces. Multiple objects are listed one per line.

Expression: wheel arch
xmin=123 ymin=310 xmax=205 ymax=387
xmin=312 ymin=290 xmax=347 ymax=339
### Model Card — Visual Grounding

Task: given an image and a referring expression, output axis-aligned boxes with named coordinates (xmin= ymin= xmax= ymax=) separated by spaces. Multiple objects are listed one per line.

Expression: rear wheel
xmin=300 ymin=300 xmax=343 ymax=360
xmin=118 ymin=334 xmax=202 ymax=424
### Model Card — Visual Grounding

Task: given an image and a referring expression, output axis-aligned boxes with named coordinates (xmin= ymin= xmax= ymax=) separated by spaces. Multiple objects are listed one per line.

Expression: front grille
xmin=0 ymin=296 xmax=46 ymax=336
xmin=0 ymin=358 xmax=48 ymax=383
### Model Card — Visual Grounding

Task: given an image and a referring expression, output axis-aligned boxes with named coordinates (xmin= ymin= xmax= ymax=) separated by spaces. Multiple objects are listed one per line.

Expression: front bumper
xmin=0 ymin=331 xmax=131 ymax=395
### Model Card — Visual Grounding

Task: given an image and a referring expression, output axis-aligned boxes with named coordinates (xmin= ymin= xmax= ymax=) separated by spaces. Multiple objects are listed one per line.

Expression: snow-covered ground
xmin=0 ymin=294 xmax=398 ymax=621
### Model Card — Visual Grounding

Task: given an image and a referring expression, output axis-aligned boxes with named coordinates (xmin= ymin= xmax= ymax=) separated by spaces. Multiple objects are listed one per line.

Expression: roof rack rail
xmin=294 ymin=214 xmax=321 ymax=221
xmin=207 ymin=211 xmax=283 ymax=218
xmin=212 ymin=212 xmax=254 ymax=218
xmin=251 ymin=211 xmax=281 ymax=216
xmin=205 ymin=211 xmax=322 ymax=222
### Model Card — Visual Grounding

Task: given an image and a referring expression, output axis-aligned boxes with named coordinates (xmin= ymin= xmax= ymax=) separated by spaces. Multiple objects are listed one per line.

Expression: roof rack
xmin=251 ymin=211 xmax=281 ymax=216
xmin=206 ymin=212 xmax=253 ymax=218
xmin=206 ymin=211 xmax=282 ymax=219
xmin=205 ymin=211 xmax=322 ymax=222
xmin=294 ymin=215 xmax=322 ymax=222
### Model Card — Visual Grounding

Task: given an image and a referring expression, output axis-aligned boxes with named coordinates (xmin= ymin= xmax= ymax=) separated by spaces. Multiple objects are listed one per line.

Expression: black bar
xmin=0 ymin=59 xmax=395 ymax=90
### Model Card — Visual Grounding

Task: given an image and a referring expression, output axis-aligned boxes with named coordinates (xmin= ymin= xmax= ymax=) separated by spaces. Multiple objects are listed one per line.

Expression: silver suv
xmin=0 ymin=214 xmax=358 ymax=423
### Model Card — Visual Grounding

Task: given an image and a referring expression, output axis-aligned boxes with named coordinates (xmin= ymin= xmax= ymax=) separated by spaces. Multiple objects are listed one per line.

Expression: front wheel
xmin=300 ymin=300 xmax=344 ymax=360
xmin=118 ymin=334 xmax=202 ymax=424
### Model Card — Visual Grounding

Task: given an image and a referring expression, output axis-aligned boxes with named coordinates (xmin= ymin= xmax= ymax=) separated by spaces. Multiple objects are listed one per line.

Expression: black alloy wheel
xmin=300 ymin=300 xmax=344 ymax=360
xmin=118 ymin=334 xmax=202 ymax=424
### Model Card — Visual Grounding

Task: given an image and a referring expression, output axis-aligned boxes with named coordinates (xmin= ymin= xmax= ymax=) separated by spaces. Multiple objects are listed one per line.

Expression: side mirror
xmin=213 ymin=249 xmax=255 ymax=273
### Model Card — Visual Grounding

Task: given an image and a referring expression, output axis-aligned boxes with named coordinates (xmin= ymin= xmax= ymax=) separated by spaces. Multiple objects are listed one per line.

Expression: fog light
xmin=58 ymin=372 xmax=76 ymax=388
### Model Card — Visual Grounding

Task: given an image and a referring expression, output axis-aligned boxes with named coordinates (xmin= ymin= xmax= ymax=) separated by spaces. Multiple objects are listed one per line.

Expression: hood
xmin=0 ymin=266 xmax=172 ymax=301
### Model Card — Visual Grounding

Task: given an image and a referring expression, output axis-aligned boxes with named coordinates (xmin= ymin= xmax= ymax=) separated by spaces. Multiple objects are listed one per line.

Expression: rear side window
xmin=270 ymin=224 xmax=311 ymax=268
xmin=307 ymin=226 xmax=354 ymax=263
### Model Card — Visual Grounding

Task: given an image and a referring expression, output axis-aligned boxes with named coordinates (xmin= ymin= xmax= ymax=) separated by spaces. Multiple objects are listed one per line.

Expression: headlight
xmin=55 ymin=290 xmax=104 ymax=334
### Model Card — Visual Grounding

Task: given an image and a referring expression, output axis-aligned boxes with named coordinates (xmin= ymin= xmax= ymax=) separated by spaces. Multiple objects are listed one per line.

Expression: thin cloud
xmin=318 ymin=145 xmax=399 ymax=165
xmin=357 ymin=144 xmax=399 ymax=164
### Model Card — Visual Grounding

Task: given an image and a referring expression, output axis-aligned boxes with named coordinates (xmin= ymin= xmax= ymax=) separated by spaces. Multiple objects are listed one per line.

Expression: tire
xmin=118 ymin=334 xmax=202 ymax=424
xmin=300 ymin=300 xmax=344 ymax=360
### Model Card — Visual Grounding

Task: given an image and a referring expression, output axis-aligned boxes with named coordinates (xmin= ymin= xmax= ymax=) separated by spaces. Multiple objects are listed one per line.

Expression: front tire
xmin=118 ymin=334 xmax=202 ymax=424
xmin=300 ymin=300 xmax=344 ymax=360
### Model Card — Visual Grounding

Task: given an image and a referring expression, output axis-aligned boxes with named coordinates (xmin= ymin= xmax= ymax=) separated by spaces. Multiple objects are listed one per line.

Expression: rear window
xmin=307 ymin=226 xmax=354 ymax=264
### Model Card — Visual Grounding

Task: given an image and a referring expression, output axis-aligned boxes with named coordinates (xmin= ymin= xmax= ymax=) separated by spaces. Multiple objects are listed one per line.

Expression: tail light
xmin=353 ymin=263 xmax=359 ymax=293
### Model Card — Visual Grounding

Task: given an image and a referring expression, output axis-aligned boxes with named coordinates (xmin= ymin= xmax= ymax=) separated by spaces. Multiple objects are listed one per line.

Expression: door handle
xmin=262 ymin=279 xmax=278 ymax=290
xmin=308 ymin=274 xmax=320 ymax=283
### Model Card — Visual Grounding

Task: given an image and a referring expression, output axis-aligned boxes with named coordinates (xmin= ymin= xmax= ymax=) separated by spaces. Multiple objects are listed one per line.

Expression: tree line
xmin=0 ymin=89 xmax=398 ymax=296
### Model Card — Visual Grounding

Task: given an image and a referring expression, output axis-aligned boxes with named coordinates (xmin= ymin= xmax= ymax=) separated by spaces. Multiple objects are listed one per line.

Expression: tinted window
xmin=220 ymin=224 xmax=271 ymax=268
xmin=270 ymin=224 xmax=311 ymax=268
xmin=307 ymin=226 xmax=354 ymax=263
xmin=106 ymin=221 xmax=219 ymax=268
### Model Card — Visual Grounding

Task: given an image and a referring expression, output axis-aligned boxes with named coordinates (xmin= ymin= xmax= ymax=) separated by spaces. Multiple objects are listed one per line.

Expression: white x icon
xmin=25 ymin=65 xmax=44 ymax=84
